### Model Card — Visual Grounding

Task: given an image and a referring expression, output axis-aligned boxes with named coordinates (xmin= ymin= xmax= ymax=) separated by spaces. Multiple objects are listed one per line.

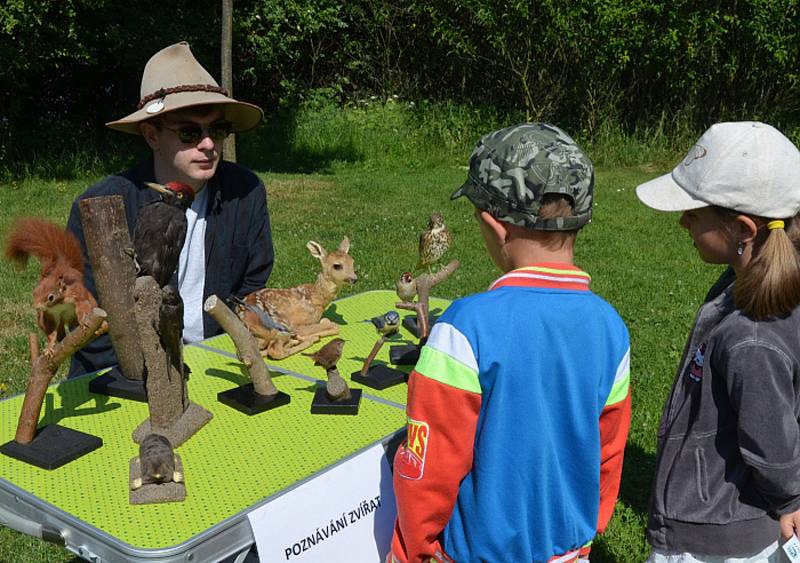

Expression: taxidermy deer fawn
xmin=236 ymin=237 xmax=357 ymax=359
xmin=5 ymin=217 xmax=105 ymax=355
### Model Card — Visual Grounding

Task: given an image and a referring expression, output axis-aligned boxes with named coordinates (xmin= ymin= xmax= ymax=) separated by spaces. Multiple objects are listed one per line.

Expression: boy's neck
xmin=502 ymin=238 xmax=575 ymax=271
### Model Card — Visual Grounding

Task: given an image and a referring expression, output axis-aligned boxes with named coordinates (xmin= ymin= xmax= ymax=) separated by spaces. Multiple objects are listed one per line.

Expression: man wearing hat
xmin=389 ymin=123 xmax=631 ymax=562
xmin=65 ymin=42 xmax=274 ymax=377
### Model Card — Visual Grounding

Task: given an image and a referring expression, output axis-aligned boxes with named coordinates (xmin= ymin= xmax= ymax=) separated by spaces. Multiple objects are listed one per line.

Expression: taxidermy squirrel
xmin=5 ymin=217 xmax=102 ymax=353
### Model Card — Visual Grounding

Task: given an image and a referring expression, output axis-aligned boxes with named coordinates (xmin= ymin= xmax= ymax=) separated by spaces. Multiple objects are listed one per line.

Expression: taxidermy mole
xmin=130 ymin=433 xmax=183 ymax=490
xmin=4 ymin=217 xmax=102 ymax=353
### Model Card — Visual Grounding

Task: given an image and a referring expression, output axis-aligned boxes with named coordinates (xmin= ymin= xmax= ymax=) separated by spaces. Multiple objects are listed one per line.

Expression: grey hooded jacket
xmin=647 ymin=269 xmax=800 ymax=554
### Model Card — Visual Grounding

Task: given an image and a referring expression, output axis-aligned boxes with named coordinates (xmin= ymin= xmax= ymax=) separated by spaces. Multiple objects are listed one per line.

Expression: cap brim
xmin=451 ymin=181 xmax=469 ymax=200
xmin=106 ymin=92 xmax=263 ymax=136
xmin=635 ymin=172 xmax=709 ymax=212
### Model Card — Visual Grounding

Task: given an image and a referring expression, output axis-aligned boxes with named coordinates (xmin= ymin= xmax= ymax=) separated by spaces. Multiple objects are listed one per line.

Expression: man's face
xmin=142 ymin=107 xmax=228 ymax=189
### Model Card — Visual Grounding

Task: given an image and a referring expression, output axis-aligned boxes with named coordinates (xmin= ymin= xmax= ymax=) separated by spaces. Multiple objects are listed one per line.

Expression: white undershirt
xmin=178 ymin=185 xmax=208 ymax=343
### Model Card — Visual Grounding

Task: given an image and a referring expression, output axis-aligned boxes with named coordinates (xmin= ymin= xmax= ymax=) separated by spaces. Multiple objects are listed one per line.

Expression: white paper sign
xmin=248 ymin=441 xmax=397 ymax=562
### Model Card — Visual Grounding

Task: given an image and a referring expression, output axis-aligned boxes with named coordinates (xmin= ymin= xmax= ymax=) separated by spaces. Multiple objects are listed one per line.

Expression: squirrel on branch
xmin=5 ymin=217 xmax=104 ymax=354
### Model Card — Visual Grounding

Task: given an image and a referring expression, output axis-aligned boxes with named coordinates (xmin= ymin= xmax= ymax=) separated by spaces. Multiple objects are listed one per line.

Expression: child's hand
xmin=779 ymin=509 xmax=800 ymax=539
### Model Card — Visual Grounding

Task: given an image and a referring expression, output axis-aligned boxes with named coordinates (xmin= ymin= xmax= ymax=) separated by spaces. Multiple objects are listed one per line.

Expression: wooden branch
xmin=28 ymin=334 xmax=38 ymax=364
xmin=79 ymin=196 xmax=145 ymax=381
xmin=134 ymin=276 xmax=185 ymax=431
xmin=204 ymin=295 xmax=278 ymax=396
xmin=360 ymin=336 xmax=387 ymax=376
xmin=396 ymin=260 xmax=460 ymax=339
xmin=15 ymin=308 xmax=107 ymax=444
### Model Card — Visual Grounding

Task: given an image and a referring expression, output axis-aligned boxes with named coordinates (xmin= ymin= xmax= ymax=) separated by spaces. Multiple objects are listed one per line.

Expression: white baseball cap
xmin=636 ymin=121 xmax=800 ymax=218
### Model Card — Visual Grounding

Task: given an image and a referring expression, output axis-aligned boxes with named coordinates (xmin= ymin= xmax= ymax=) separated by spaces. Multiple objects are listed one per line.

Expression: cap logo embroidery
xmin=683 ymin=145 xmax=708 ymax=167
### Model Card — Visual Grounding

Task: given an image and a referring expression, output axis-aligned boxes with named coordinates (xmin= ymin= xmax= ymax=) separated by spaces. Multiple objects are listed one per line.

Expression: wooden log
xmin=79 ymin=196 xmax=145 ymax=381
xmin=134 ymin=276 xmax=184 ymax=431
xmin=204 ymin=295 xmax=278 ymax=396
xmin=15 ymin=308 xmax=107 ymax=444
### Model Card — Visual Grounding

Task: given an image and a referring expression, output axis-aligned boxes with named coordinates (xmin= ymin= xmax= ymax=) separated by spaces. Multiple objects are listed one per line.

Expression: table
xmin=0 ymin=290 xmax=450 ymax=562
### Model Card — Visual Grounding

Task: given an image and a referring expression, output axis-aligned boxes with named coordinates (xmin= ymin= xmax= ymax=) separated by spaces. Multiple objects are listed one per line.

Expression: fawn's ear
xmin=338 ymin=237 xmax=351 ymax=254
xmin=307 ymin=241 xmax=326 ymax=260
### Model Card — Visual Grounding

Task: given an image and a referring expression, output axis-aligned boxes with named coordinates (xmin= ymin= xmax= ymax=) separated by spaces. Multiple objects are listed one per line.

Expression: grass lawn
xmin=0 ymin=159 xmax=722 ymax=561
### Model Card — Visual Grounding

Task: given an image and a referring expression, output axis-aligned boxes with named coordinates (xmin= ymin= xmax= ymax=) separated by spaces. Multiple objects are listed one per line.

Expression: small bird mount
xmin=129 ymin=433 xmax=185 ymax=505
xmin=390 ymin=260 xmax=460 ymax=366
xmin=205 ymin=295 xmax=290 ymax=415
xmin=1 ymin=309 xmax=107 ymax=470
xmin=352 ymin=311 xmax=407 ymax=390
xmin=307 ymin=339 xmax=362 ymax=415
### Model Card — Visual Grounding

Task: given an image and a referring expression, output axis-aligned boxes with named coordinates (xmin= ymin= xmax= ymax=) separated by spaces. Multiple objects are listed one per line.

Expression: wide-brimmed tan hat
xmin=106 ymin=42 xmax=263 ymax=135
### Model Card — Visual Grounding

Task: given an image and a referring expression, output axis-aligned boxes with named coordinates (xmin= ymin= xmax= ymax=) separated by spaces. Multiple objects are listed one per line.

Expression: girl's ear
xmin=733 ymin=214 xmax=759 ymax=244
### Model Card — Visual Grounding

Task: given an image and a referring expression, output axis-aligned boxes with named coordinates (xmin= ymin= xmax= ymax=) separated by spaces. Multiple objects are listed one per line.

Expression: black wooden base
xmin=390 ymin=344 xmax=420 ymax=366
xmin=351 ymin=364 xmax=407 ymax=390
xmin=402 ymin=314 xmax=439 ymax=338
xmin=88 ymin=367 xmax=148 ymax=403
xmin=310 ymin=387 xmax=362 ymax=415
xmin=217 ymin=383 xmax=291 ymax=415
xmin=0 ymin=424 xmax=103 ymax=470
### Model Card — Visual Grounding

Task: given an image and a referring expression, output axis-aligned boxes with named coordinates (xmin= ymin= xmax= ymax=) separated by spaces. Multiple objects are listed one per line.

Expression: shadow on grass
xmin=239 ymin=107 xmax=363 ymax=174
xmin=620 ymin=442 xmax=656 ymax=517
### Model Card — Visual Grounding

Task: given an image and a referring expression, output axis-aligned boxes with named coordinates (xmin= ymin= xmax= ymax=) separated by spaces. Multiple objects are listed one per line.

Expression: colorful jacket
xmin=391 ymin=264 xmax=631 ymax=563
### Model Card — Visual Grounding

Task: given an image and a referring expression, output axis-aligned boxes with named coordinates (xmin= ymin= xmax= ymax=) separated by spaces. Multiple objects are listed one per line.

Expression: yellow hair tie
xmin=767 ymin=220 xmax=785 ymax=230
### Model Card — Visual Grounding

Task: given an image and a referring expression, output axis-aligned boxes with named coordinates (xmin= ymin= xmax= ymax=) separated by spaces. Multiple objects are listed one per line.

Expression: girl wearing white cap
xmin=636 ymin=121 xmax=800 ymax=562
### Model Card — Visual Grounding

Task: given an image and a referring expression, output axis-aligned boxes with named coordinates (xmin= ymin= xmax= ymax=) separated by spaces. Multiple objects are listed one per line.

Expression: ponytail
xmin=735 ymin=214 xmax=800 ymax=319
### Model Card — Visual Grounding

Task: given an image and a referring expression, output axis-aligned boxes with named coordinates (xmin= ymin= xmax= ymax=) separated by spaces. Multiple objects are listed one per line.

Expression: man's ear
xmin=733 ymin=214 xmax=759 ymax=244
xmin=479 ymin=211 xmax=508 ymax=245
xmin=140 ymin=121 xmax=160 ymax=151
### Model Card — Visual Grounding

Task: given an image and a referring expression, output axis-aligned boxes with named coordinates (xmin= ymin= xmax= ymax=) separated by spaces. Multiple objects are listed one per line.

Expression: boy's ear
xmin=479 ymin=211 xmax=508 ymax=245
xmin=733 ymin=214 xmax=759 ymax=243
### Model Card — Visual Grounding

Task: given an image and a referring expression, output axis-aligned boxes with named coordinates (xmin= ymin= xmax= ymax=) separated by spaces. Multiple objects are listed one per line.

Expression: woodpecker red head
xmin=131 ymin=182 xmax=196 ymax=286
xmin=146 ymin=181 xmax=196 ymax=211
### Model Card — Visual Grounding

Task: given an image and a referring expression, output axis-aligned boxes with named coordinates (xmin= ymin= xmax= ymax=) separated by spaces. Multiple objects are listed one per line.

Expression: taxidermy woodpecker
xmin=362 ymin=310 xmax=401 ymax=337
xmin=131 ymin=181 xmax=196 ymax=287
xmin=416 ymin=212 xmax=452 ymax=271
xmin=158 ymin=285 xmax=184 ymax=376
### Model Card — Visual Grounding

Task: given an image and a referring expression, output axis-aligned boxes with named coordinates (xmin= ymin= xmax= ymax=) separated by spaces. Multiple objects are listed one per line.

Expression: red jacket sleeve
xmin=390 ymin=370 xmax=482 ymax=563
xmin=596 ymin=390 xmax=632 ymax=533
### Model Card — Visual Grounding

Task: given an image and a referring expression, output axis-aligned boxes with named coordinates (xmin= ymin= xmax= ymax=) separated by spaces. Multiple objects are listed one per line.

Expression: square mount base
xmin=310 ymin=387 xmax=362 ymax=415
xmin=402 ymin=314 xmax=440 ymax=339
xmin=351 ymin=364 xmax=407 ymax=390
xmin=390 ymin=344 xmax=420 ymax=366
xmin=217 ymin=383 xmax=291 ymax=415
xmin=89 ymin=367 xmax=148 ymax=403
xmin=0 ymin=424 xmax=103 ymax=470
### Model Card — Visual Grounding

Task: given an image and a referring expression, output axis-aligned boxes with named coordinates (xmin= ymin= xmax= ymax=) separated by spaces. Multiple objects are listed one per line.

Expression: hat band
xmin=138 ymin=84 xmax=230 ymax=109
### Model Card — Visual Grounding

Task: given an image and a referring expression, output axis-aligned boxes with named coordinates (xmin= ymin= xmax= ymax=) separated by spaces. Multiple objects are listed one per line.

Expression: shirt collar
xmin=489 ymin=263 xmax=591 ymax=291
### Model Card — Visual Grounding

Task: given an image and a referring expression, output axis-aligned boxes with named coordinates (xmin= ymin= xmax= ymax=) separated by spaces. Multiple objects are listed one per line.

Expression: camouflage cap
xmin=451 ymin=123 xmax=594 ymax=231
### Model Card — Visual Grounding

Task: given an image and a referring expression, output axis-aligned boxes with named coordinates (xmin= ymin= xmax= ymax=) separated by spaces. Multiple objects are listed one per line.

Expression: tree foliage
xmin=1 ymin=0 xmax=798 ymax=169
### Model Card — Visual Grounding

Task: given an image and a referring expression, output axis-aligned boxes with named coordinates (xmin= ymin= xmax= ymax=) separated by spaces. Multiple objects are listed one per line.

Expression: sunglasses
xmin=162 ymin=120 xmax=233 ymax=144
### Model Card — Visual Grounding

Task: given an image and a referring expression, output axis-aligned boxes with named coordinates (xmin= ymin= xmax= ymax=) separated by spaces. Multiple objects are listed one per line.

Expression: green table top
xmin=0 ymin=290 xmax=450 ymax=551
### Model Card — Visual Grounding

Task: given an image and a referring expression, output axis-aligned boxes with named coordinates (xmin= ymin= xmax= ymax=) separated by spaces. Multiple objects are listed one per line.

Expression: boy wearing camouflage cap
xmin=390 ymin=123 xmax=632 ymax=562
